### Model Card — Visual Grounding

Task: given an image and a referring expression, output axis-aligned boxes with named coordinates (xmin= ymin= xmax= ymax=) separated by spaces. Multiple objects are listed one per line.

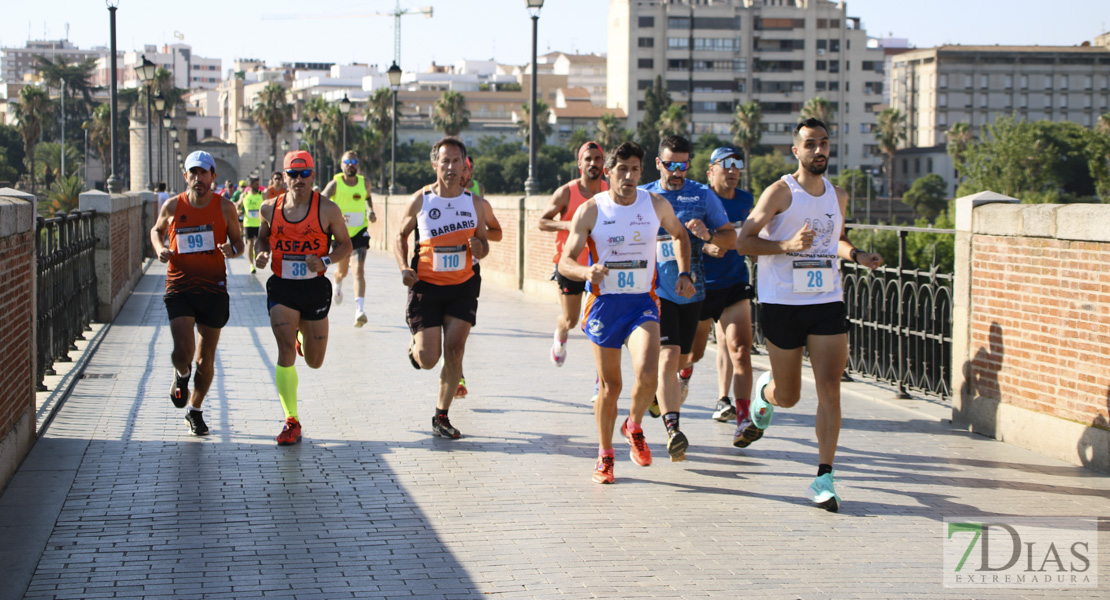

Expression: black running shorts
xmin=555 ymin=265 xmax=586 ymax=296
xmin=759 ymin=301 xmax=848 ymax=350
xmin=244 ymin=226 xmax=259 ymax=239
xmin=699 ymin=281 xmax=754 ymax=322
xmin=659 ymin=298 xmax=702 ymax=354
xmin=406 ymin=274 xmax=480 ymax=334
xmin=164 ymin=290 xmax=230 ymax=329
xmin=266 ymin=275 xmax=333 ymax=321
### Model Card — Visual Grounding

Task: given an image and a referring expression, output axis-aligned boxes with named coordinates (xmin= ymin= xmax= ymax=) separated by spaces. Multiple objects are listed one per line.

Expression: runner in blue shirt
xmin=638 ymin=135 xmax=735 ymax=461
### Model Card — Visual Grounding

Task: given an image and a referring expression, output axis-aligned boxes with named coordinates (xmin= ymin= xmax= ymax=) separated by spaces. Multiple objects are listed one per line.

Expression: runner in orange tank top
xmin=254 ymin=150 xmax=353 ymax=446
xmin=393 ymin=137 xmax=490 ymax=440
xmin=538 ymin=141 xmax=608 ymax=370
xmin=150 ymin=150 xmax=244 ymax=436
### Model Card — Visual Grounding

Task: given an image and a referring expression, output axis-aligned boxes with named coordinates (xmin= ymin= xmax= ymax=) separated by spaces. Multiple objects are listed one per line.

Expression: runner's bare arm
xmin=469 ymin=200 xmax=490 ymax=260
xmin=737 ymin=180 xmax=813 ymax=256
xmin=538 ymin=183 xmax=572 ymax=232
xmin=653 ymin=192 xmax=695 ymax=298
xmin=320 ymin=180 xmax=337 ymax=199
xmin=150 ymin=197 xmax=177 ymax=263
xmin=394 ymin=191 xmax=423 ymax=286
xmin=476 ymin=197 xmax=502 ymax=242
xmin=254 ymin=200 xmax=275 ymax=269
xmin=364 ymin=177 xmax=376 ymax=223
xmin=220 ymin=197 xmax=246 ymax=258
xmin=557 ymin=200 xmax=604 ymax=283
xmin=316 ymin=198 xmax=352 ymax=270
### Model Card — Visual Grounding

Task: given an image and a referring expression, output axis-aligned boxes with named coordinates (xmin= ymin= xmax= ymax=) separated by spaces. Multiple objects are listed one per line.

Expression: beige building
xmin=607 ymin=0 xmax=886 ymax=174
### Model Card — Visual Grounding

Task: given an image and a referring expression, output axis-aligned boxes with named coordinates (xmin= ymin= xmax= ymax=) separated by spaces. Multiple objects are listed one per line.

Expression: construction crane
xmin=262 ymin=1 xmax=433 ymax=67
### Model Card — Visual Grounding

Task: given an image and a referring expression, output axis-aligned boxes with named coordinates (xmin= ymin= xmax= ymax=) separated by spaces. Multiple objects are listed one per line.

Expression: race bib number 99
xmin=175 ymin=224 xmax=216 ymax=254
xmin=282 ymin=254 xmax=315 ymax=280
xmin=792 ymin=259 xmax=835 ymax=293
xmin=433 ymin=245 xmax=467 ymax=272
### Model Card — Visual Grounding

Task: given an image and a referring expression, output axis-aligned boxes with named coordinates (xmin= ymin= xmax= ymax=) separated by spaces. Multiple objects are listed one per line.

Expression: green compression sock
xmin=276 ymin=364 xmax=299 ymax=419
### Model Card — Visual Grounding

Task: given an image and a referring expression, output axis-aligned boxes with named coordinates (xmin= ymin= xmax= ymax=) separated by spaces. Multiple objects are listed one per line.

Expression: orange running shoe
xmin=592 ymin=455 xmax=615 ymax=484
xmin=276 ymin=417 xmax=302 ymax=446
xmin=620 ymin=420 xmax=652 ymax=466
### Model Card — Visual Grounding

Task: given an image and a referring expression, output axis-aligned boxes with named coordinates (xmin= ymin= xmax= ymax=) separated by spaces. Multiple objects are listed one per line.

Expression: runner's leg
xmin=189 ymin=324 xmax=222 ymax=408
xmin=438 ymin=316 xmax=471 ymax=411
xmin=806 ymin=333 xmax=848 ymax=466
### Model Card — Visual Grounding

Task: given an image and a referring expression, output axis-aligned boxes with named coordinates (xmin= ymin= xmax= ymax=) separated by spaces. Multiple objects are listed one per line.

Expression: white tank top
xmin=587 ymin=188 xmax=659 ymax=296
xmin=757 ymin=174 xmax=843 ymax=305
xmin=413 ymin=187 xmax=478 ymax=286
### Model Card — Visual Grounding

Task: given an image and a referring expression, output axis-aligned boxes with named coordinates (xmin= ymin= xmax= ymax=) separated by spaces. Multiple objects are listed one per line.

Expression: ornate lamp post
xmin=154 ymin=92 xmax=166 ymax=185
xmin=310 ymin=117 xmax=321 ymax=177
xmin=339 ymin=94 xmax=352 ymax=153
xmin=523 ymin=0 xmax=544 ymax=196
xmin=106 ymin=0 xmax=122 ymax=193
xmin=134 ymin=55 xmax=157 ymax=190
xmin=388 ymin=62 xmax=402 ymax=195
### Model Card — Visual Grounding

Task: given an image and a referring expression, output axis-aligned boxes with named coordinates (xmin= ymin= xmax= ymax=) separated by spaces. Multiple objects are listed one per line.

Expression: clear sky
xmin=1 ymin=1 xmax=1107 ymax=75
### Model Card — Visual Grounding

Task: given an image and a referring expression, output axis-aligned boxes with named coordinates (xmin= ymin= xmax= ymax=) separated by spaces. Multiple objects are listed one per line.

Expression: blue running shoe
xmin=750 ymin=371 xmax=774 ymax=430
xmin=808 ymin=472 xmax=840 ymax=513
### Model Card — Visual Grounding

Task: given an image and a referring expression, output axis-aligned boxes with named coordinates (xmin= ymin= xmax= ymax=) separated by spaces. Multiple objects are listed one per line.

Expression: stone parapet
xmin=79 ymin=190 xmax=157 ymax=322
xmin=0 ymin=188 xmax=37 ymax=490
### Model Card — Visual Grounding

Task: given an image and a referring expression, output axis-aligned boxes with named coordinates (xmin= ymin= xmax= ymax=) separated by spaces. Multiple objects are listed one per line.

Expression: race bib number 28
xmin=792 ymin=259 xmax=835 ymax=293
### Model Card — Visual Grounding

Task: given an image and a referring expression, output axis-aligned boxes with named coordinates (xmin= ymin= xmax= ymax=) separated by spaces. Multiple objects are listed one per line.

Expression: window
xmin=927 ymin=157 xmax=934 ymax=173
xmin=828 ymin=81 xmax=839 ymax=91
xmin=668 ymin=38 xmax=688 ymax=49
xmin=638 ymin=37 xmax=654 ymax=48
xmin=1020 ymin=94 xmax=1027 ymax=108
xmin=1020 ymin=74 xmax=1028 ymax=89
xmin=816 ymin=81 xmax=827 ymax=91
xmin=1059 ymin=75 xmax=1068 ymax=89
xmin=1084 ymin=95 xmax=1092 ymax=108
xmin=668 ymin=17 xmax=690 ymax=29
xmin=638 ymin=16 xmax=654 ymax=27
xmin=939 ymin=74 xmax=948 ymax=88
xmin=938 ymin=93 xmax=947 ymax=107
xmin=1004 ymin=75 xmax=1012 ymax=89
xmin=637 ymin=79 xmax=651 ymax=90
xmin=829 ymin=39 xmax=840 ymax=52
xmin=816 ymin=60 xmax=827 ymax=71
xmin=965 ymin=75 xmax=972 ymax=88
xmin=979 ymin=95 xmax=987 ymax=108
xmin=1059 ymin=95 xmax=1067 ymax=109
xmin=980 ymin=74 xmax=989 ymax=88
xmin=1085 ymin=75 xmax=1093 ymax=89
xmin=915 ymin=158 xmax=921 ymax=174
xmin=638 ymin=58 xmax=654 ymax=69
xmin=938 ymin=112 xmax=947 ymax=126
xmin=1044 ymin=74 xmax=1052 ymax=89
xmin=829 ymin=60 xmax=840 ymax=74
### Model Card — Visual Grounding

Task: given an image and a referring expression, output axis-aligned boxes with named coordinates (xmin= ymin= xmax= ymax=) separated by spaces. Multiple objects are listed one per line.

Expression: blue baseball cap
xmin=709 ymin=147 xmax=742 ymax=167
xmin=184 ymin=151 xmax=216 ymax=172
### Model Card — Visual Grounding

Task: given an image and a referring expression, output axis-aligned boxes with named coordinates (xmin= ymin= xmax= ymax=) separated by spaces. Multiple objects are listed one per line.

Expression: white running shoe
xmin=551 ymin=340 xmax=567 ymax=367
xmin=354 ymin=310 xmax=367 ymax=327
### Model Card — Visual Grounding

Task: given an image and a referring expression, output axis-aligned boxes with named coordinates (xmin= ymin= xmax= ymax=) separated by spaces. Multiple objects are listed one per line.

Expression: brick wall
xmin=0 ymin=192 xmax=36 ymax=490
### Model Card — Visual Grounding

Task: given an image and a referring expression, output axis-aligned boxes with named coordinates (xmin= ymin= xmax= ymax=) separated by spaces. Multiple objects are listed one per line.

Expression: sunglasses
xmin=342 ymin=159 xmax=358 ymax=166
xmin=285 ymin=169 xmax=314 ymax=179
xmin=660 ymin=160 xmax=690 ymax=172
xmin=715 ymin=157 xmax=744 ymax=170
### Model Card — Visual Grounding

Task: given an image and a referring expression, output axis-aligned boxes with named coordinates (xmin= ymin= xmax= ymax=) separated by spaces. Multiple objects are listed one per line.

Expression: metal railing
xmin=36 ymin=210 xmax=98 ymax=391
xmin=751 ymin=223 xmax=955 ymax=400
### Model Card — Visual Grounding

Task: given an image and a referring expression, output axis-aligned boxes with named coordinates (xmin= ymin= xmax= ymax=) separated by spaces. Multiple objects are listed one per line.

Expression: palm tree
xmin=35 ymin=55 xmax=99 ymax=146
xmin=596 ymin=113 xmax=625 ymax=149
xmin=945 ymin=121 xmax=973 ymax=182
xmin=364 ymin=88 xmax=394 ymax=189
xmin=657 ymin=104 xmax=688 ymax=138
xmin=12 ymin=85 xmax=52 ymax=193
xmin=431 ymin=90 xmax=470 ymax=137
xmin=801 ymin=96 xmax=835 ymax=126
xmin=517 ymin=99 xmax=553 ymax=148
xmin=251 ymin=82 xmax=294 ymax=172
xmin=875 ymin=108 xmax=907 ymax=197
xmin=83 ymin=103 xmax=113 ymax=168
xmin=731 ymin=101 xmax=762 ymax=190
xmin=564 ymin=128 xmax=590 ymax=154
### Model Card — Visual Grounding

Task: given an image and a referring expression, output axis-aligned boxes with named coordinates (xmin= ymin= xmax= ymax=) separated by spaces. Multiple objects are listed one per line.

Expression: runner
xmin=265 ymin=171 xmax=286 ymax=199
xmin=639 ymin=135 xmax=735 ymax=461
xmin=538 ymin=141 xmax=607 ymax=368
xmin=463 ymin=157 xmax=485 ymax=197
xmin=238 ymin=176 xmax=264 ymax=274
xmin=557 ymin=141 xmax=693 ymax=483
xmin=254 ymin=150 xmax=353 ymax=446
xmin=736 ymin=118 xmax=883 ymax=511
xmin=685 ymin=147 xmax=755 ymax=427
xmin=394 ymin=137 xmax=489 ymax=439
xmin=149 ymin=150 xmax=244 ymax=436
xmin=321 ymin=150 xmax=377 ymax=326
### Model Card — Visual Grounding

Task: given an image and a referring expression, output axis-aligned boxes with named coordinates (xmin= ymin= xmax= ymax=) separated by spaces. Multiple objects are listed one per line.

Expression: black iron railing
xmin=36 ymin=210 xmax=98 ymax=391
xmin=751 ymin=223 xmax=955 ymax=400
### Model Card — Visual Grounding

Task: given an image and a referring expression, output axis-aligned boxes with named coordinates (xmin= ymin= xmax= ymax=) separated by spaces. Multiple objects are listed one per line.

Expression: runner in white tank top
xmin=737 ymin=118 xmax=884 ymax=512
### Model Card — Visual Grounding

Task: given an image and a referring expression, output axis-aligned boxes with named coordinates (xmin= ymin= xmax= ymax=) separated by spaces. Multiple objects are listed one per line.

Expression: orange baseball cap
xmin=283 ymin=150 xmax=314 ymax=169
xmin=577 ymin=141 xmax=604 ymax=160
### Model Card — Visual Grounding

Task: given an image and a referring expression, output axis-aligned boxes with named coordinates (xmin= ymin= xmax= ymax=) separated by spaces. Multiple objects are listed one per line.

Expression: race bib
xmin=282 ymin=254 xmax=315 ymax=280
xmin=247 ymin=210 xmax=260 ymax=220
xmin=656 ymin=235 xmax=676 ymax=264
xmin=344 ymin=212 xmax=364 ymax=228
xmin=175 ymin=225 xmax=215 ymax=254
xmin=433 ymin=245 xmax=467 ymax=272
xmin=792 ymin=259 xmax=835 ymax=293
xmin=602 ymin=259 xmax=649 ymax=294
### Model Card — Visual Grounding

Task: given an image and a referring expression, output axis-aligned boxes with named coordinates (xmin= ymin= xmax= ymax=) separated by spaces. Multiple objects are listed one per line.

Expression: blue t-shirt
xmin=639 ymin=179 xmax=729 ymax=304
xmin=703 ymin=188 xmax=754 ymax=290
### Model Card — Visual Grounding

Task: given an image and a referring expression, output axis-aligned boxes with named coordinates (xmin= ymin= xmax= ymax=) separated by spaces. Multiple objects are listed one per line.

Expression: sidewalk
xmin=1 ymin=251 xmax=1108 ymax=599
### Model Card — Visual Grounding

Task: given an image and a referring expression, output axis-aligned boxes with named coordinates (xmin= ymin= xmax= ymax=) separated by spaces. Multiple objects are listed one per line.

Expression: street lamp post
xmin=523 ymin=0 xmax=544 ymax=197
xmin=154 ymin=93 xmax=166 ymax=186
xmin=388 ymin=62 xmax=402 ymax=196
xmin=310 ymin=117 xmax=321 ymax=178
xmin=106 ymin=0 xmax=122 ymax=193
xmin=339 ymin=94 xmax=352 ymax=154
xmin=169 ymin=128 xmax=178 ymax=187
xmin=135 ymin=55 xmax=157 ymax=190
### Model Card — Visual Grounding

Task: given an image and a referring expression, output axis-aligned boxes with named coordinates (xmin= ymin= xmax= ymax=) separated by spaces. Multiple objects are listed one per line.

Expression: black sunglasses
xmin=285 ymin=169 xmax=313 ymax=179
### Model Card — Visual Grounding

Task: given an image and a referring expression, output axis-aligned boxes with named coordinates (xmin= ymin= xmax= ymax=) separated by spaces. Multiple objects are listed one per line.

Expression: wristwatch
xmin=678 ymin=271 xmax=693 ymax=281
xmin=850 ymin=249 xmax=859 ymax=262
xmin=321 ymin=256 xmax=332 ymax=267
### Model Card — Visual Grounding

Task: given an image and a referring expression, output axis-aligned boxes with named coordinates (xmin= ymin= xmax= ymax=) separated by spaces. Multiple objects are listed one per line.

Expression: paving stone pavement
xmin=1 ymin=252 xmax=1109 ymax=600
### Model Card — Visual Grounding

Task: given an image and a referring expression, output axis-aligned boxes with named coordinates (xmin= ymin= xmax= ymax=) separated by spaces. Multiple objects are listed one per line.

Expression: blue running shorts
xmin=581 ymin=293 xmax=660 ymax=349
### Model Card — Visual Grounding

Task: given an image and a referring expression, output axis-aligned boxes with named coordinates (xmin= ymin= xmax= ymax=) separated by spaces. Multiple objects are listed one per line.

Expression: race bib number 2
xmin=175 ymin=224 xmax=215 ymax=254
xmin=792 ymin=259 xmax=835 ymax=293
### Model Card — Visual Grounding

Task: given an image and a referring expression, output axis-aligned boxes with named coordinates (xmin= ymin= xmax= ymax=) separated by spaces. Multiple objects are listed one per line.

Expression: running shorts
xmin=700 ymin=281 xmax=754 ymax=322
xmin=164 ymin=290 xmax=230 ymax=329
xmin=266 ymin=275 xmax=333 ymax=321
xmin=406 ymin=273 xmax=481 ymax=333
xmin=759 ymin=301 xmax=848 ymax=350
xmin=659 ymin=298 xmax=703 ymax=354
xmin=555 ymin=265 xmax=586 ymax=296
xmin=581 ymin=293 xmax=659 ymax=349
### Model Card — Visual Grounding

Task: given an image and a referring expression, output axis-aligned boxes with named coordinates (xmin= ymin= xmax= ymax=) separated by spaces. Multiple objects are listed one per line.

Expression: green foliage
xmin=517 ymin=99 xmax=553 ymax=148
xmin=564 ymin=128 xmax=591 ymax=154
xmin=45 ymin=174 xmax=84 ymax=214
xmin=875 ymin=107 xmax=907 ymax=195
xmin=392 ymin=161 xmax=435 ymax=194
xmin=1088 ymin=114 xmax=1110 ymax=202
xmin=731 ymin=101 xmax=762 ymax=191
xmin=0 ymin=125 xmax=25 ymax=184
xmin=801 ymin=96 xmax=835 ymax=124
xmin=432 ymin=90 xmax=470 ymax=137
xmin=903 ymin=173 xmax=949 ymax=220
xmin=596 ymin=113 xmax=628 ymax=150
xmin=749 ymin=152 xmax=793 ymax=199
xmin=847 ymin=212 xmax=955 ymax=274
xmin=637 ymin=75 xmax=670 ymax=183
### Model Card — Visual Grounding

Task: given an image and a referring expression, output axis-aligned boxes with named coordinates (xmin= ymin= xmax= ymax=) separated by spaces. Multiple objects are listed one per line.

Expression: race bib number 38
xmin=792 ymin=259 xmax=835 ymax=293
xmin=433 ymin=245 xmax=467 ymax=272
xmin=175 ymin=224 xmax=216 ymax=254
xmin=282 ymin=254 xmax=315 ymax=280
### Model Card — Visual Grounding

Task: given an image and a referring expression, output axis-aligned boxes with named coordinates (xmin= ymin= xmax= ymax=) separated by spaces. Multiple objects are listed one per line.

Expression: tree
xmin=364 ymin=88 xmax=394 ymax=189
xmin=517 ymin=99 xmax=553 ymax=148
xmin=83 ymin=103 xmax=112 ymax=168
xmin=33 ymin=142 xmax=80 ymax=188
xmin=0 ymin=124 xmax=27 ymax=185
xmin=731 ymin=101 xmax=762 ymax=191
xmin=251 ymin=82 xmax=294 ymax=173
xmin=431 ymin=90 xmax=470 ymax=137
xmin=637 ymin=76 xmax=670 ymax=183
xmin=1088 ymin=112 xmax=1110 ymax=202
xmin=596 ymin=113 xmax=626 ymax=150
xmin=12 ymin=85 xmax=52 ymax=193
xmin=34 ymin=55 xmax=99 ymax=147
xmin=564 ymin=127 xmax=590 ymax=154
xmin=748 ymin=152 xmax=794 ymax=199
xmin=45 ymin=174 xmax=84 ymax=214
xmin=902 ymin=173 xmax=948 ymax=220
xmin=945 ymin=121 xmax=973 ymax=184
xmin=657 ymin=104 xmax=688 ymax=138
xmin=801 ymin=96 xmax=835 ymax=125
xmin=875 ymin=108 xmax=907 ymax=197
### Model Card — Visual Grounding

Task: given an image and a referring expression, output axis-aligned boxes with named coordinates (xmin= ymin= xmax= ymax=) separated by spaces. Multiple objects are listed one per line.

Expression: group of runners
xmin=152 ymin=116 xmax=882 ymax=512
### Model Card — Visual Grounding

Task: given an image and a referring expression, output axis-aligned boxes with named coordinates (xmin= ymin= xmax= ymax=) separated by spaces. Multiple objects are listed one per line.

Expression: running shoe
xmin=407 ymin=338 xmax=420 ymax=370
xmin=592 ymin=455 xmax=615 ymax=484
xmin=169 ymin=370 xmax=190 ymax=409
xmin=551 ymin=340 xmax=567 ymax=367
xmin=590 ymin=377 xmax=599 ymax=404
xmin=455 ymin=377 xmax=468 ymax=398
xmin=733 ymin=416 xmax=764 ymax=448
xmin=712 ymin=397 xmax=736 ymax=422
xmin=354 ymin=309 xmax=368 ymax=328
xmin=751 ymin=371 xmax=775 ymax=430
xmin=620 ymin=420 xmax=652 ymax=466
xmin=334 ymin=285 xmax=343 ymax=305
xmin=276 ymin=417 xmax=302 ymax=446
xmin=808 ymin=472 xmax=840 ymax=513
xmin=678 ymin=366 xmax=693 ymax=404
xmin=295 ymin=330 xmax=304 ymax=357
xmin=432 ymin=414 xmax=461 ymax=439
xmin=666 ymin=429 xmax=688 ymax=462
xmin=648 ymin=396 xmax=661 ymax=418
xmin=250 ymin=266 xmax=256 ymax=274
xmin=184 ymin=410 xmax=209 ymax=436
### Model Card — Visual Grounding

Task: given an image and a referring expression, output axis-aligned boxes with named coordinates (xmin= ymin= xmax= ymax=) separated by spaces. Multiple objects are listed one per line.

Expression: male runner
xmin=394 ymin=137 xmax=489 ymax=439
xmin=238 ymin=176 xmax=264 ymax=273
xmin=558 ymin=141 xmax=693 ymax=483
xmin=686 ymin=147 xmax=755 ymax=426
xmin=455 ymin=156 xmax=501 ymax=399
xmin=322 ymin=150 xmax=377 ymax=326
xmin=266 ymin=171 xmax=286 ymax=199
xmin=462 ymin=157 xmax=485 ymax=197
xmin=538 ymin=141 xmax=607 ymax=367
xmin=254 ymin=150 xmax=353 ymax=446
xmin=736 ymin=118 xmax=883 ymax=511
xmin=150 ymin=150 xmax=244 ymax=436
xmin=639 ymin=135 xmax=735 ymax=461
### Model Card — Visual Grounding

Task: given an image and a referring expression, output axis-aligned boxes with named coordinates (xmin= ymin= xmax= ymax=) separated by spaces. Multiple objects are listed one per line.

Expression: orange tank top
xmin=270 ymin=191 xmax=330 ymax=280
xmin=554 ymin=180 xmax=609 ymax=265
xmin=166 ymin=192 xmax=228 ymax=294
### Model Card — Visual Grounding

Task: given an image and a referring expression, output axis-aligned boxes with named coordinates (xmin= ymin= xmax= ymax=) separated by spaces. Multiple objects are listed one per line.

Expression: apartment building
xmin=92 ymin=44 xmax=222 ymax=91
xmin=1 ymin=39 xmax=106 ymax=84
xmin=608 ymin=0 xmax=887 ymax=174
